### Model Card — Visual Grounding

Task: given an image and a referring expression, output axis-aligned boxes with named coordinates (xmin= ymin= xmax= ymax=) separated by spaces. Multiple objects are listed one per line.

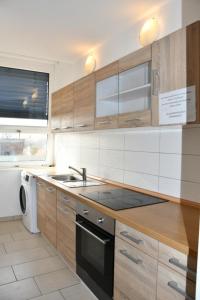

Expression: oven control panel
xmin=76 ymin=203 xmax=115 ymax=235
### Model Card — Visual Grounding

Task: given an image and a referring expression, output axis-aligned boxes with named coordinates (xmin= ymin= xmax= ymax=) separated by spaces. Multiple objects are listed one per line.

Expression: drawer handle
xmin=46 ymin=187 xmax=55 ymax=193
xmin=120 ymin=249 xmax=142 ymax=265
xmin=52 ymin=128 xmax=60 ymax=131
xmin=120 ymin=231 xmax=143 ymax=245
xmin=168 ymin=281 xmax=195 ymax=300
xmin=169 ymin=258 xmax=196 ymax=278
xmin=62 ymin=197 xmax=70 ymax=203
xmin=36 ymin=182 xmax=43 ymax=186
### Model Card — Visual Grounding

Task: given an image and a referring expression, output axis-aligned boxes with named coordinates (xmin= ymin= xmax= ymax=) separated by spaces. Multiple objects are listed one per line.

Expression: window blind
xmin=0 ymin=67 xmax=49 ymax=120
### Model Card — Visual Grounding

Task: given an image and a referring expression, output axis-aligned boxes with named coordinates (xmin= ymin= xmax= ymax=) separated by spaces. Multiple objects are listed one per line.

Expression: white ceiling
xmin=0 ymin=0 xmax=167 ymax=63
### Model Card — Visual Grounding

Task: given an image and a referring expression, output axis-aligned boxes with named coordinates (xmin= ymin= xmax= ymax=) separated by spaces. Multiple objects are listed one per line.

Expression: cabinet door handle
xmin=152 ymin=69 xmax=160 ymax=96
xmin=98 ymin=120 xmax=111 ymax=125
xmin=46 ymin=187 xmax=55 ymax=193
xmin=168 ymin=281 xmax=195 ymax=300
xmin=125 ymin=118 xmax=141 ymax=123
xmin=62 ymin=126 xmax=73 ymax=129
xmin=119 ymin=249 xmax=142 ymax=265
xmin=120 ymin=231 xmax=143 ymax=245
xmin=62 ymin=197 xmax=70 ymax=203
xmin=52 ymin=128 xmax=60 ymax=131
xmin=169 ymin=258 xmax=196 ymax=278
xmin=76 ymin=124 xmax=88 ymax=128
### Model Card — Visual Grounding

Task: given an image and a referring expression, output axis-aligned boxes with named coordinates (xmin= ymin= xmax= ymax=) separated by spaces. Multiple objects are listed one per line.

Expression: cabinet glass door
xmin=96 ymin=75 xmax=118 ymax=118
xmin=119 ymin=62 xmax=151 ymax=114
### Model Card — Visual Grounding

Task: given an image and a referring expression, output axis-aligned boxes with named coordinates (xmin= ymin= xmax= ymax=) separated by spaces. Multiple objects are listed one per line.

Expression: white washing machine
xmin=19 ymin=171 xmax=40 ymax=233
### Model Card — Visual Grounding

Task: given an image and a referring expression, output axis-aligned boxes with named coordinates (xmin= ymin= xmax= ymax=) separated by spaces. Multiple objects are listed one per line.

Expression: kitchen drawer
xmin=159 ymin=243 xmax=197 ymax=282
xmin=116 ymin=221 xmax=158 ymax=258
xmin=57 ymin=190 xmax=77 ymax=211
xmin=114 ymin=237 xmax=157 ymax=300
xmin=157 ymin=263 xmax=196 ymax=300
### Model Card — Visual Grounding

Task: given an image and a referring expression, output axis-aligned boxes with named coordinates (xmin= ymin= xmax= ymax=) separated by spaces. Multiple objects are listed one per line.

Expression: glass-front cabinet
xmin=95 ymin=46 xmax=152 ymax=129
xmin=118 ymin=45 xmax=152 ymax=128
xmin=95 ymin=62 xmax=119 ymax=129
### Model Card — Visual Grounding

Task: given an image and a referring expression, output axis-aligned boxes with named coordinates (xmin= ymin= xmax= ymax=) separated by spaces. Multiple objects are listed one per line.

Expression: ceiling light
xmin=139 ymin=17 xmax=159 ymax=47
xmin=84 ymin=53 xmax=96 ymax=74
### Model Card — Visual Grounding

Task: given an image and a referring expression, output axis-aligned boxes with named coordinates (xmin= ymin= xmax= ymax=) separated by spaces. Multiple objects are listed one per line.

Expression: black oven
xmin=76 ymin=204 xmax=115 ymax=300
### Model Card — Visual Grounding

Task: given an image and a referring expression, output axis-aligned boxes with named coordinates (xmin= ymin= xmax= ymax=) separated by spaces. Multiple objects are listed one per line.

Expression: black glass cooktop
xmin=80 ymin=189 xmax=167 ymax=211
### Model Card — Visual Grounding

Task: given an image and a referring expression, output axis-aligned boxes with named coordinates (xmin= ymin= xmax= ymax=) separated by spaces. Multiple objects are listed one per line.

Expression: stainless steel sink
xmin=50 ymin=174 xmax=82 ymax=182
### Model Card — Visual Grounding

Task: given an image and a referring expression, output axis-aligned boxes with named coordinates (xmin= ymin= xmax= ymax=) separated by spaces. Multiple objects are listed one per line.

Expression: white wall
xmin=71 ymin=0 xmax=182 ymax=81
xmin=182 ymin=0 xmax=200 ymax=27
xmin=0 ymin=169 xmax=21 ymax=217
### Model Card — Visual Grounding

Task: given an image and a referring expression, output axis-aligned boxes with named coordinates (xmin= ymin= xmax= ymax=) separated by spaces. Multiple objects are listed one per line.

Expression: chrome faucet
xmin=68 ymin=166 xmax=87 ymax=182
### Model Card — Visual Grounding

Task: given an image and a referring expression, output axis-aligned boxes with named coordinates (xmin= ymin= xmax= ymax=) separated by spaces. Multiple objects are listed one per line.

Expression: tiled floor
xmin=0 ymin=220 xmax=97 ymax=300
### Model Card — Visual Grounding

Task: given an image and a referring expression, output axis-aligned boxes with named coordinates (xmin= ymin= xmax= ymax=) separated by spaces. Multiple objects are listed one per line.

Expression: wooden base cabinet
xmin=114 ymin=237 xmax=157 ymax=300
xmin=36 ymin=180 xmax=57 ymax=248
xmin=44 ymin=184 xmax=57 ymax=248
xmin=157 ymin=264 xmax=196 ymax=300
xmin=56 ymin=191 xmax=76 ymax=271
xmin=36 ymin=180 xmax=46 ymax=233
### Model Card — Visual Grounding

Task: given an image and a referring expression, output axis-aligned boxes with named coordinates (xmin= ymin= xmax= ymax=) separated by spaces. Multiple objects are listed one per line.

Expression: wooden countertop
xmin=28 ymin=168 xmax=200 ymax=256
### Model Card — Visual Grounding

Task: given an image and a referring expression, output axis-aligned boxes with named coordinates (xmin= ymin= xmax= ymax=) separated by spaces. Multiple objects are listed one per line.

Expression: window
xmin=0 ymin=67 xmax=49 ymax=126
xmin=0 ymin=67 xmax=49 ymax=163
xmin=0 ymin=131 xmax=47 ymax=162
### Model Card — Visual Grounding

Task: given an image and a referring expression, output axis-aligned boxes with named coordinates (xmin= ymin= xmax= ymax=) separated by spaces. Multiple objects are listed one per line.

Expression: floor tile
xmin=0 ymin=221 xmax=26 ymax=235
xmin=31 ymin=291 xmax=64 ymax=300
xmin=61 ymin=283 xmax=97 ymax=300
xmin=0 ymin=247 xmax=50 ymax=268
xmin=0 ymin=266 xmax=16 ymax=286
xmin=0 ymin=278 xmax=40 ymax=300
xmin=4 ymin=237 xmax=46 ymax=253
xmin=34 ymin=268 xmax=80 ymax=294
xmin=11 ymin=231 xmax=40 ymax=241
xmin=0 ymin=244 xmax=6 ymax=255
xmin=13 ymin=256 xmax=66 ymax=280
xmin=0 ymin=233 xmax=13 ymax=243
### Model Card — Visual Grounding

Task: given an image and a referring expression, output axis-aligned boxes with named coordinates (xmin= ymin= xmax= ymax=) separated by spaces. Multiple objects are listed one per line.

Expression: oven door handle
xmin=75 ymin=221 xmax=109 ymax=245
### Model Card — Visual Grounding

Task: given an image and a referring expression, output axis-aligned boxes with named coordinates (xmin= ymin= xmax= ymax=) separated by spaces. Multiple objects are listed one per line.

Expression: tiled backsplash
xmin=54 ymin=126 xmax=200 ymax=204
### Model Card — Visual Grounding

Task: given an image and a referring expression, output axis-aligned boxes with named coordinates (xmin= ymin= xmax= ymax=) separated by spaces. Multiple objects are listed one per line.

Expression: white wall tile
xmin=125 ymin=130 xmax=159 ymax=153
xmin=160 ymin=128 xmax=182 ymax=154
xmin=124 ymin=152 xmax=159 ymax=175
xmin=80 ymin=133 xmax=99 ymax=149
xmin=181 ymin=155 xmax=200 ymax=183
xmin=182 ymin=128 xmax=200 ymax=155
xmin=99 ymin=150 xmax=124 ymax=169
xmin=159 ymin=154 xmax=182 ymax=180
xmin=99 ymin=134 xmax=124 ymax=150
xmin=80 ymin=148 xmax=99 ymax=167
xmin=99 ymin=166 xmax=124 ymax=183
xmin=124 ymin=171 xmax=158 ymax=192
xmin=159 ymin=177 xmax=181 ymax=198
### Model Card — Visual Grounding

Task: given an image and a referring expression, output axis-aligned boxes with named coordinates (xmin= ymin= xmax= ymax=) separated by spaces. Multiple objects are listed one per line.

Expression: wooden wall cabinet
xmin=56 ymin=191 xmax=76 ymax=271
xmin=74 ymin=74 xmax=95 ymax=131
xmin=152 ymin=21 xmax=200 ymax=126
xmin=51 ymin=83 xmax=74 ymax=132
xmin=95 ymin=61 xmax=119 ymax=129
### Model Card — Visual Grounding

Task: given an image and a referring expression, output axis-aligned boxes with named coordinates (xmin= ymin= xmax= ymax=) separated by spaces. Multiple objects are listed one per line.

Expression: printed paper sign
xmin=159 ymin=86 xmax=196 ymax=125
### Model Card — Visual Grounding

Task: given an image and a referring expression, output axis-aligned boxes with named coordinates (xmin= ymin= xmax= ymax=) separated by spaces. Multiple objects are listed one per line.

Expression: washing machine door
xmin=19 ymin=185 xmax=26 ymax=214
